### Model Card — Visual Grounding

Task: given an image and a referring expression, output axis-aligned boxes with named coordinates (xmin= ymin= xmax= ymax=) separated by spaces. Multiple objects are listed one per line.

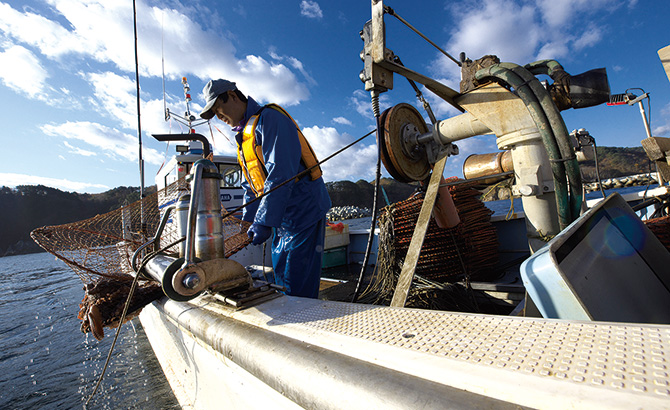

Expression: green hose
xmin=524 ymin=59 xmax=565 ymax=78
xmin=475 ymin=65 xmax=572 ymax=229
xmin=508 ymin=62 xmax=584 ymax=219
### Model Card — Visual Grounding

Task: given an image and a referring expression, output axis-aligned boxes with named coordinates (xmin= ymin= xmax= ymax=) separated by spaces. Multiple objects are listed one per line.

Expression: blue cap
xmin=200 ymin=79 xmax=237 ymax=120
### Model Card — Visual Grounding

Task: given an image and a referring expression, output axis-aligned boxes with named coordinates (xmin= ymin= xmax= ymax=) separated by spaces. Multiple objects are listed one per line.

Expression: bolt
xmin=183 ymin=273 xmax=201 ymax=289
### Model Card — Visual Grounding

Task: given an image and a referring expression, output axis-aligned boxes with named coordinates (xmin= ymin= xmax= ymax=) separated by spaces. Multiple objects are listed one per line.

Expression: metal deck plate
xmin=273 ymin=302 xmax=670 ymax=398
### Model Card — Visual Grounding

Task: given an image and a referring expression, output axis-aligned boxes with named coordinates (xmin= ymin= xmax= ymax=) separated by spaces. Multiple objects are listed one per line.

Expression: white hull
xmin=140 ymin=292 xmax=670 ymax=409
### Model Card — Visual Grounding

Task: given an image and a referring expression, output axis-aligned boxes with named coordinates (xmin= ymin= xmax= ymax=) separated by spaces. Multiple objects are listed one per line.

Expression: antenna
xmin=132 ymin=0 xmax=144 ymax=201
xmin=164 ymin=77 xmax=209 ymax=133
xmin=161 ymin=11 xmax=167 ymax=121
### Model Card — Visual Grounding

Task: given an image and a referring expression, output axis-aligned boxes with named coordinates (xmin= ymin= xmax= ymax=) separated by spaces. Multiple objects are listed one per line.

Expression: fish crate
xmin=322 ymin=246 xmax=347 ymax=269
xmin=325 ymin=224 xmax=350 ymax=250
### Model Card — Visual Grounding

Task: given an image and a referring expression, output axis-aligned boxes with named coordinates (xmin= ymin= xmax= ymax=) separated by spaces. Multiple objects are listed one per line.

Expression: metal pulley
xmin=379 ymin=103 xmax=432 ymax=182
xmin=136 ymin=158 xmax=253 ymax=302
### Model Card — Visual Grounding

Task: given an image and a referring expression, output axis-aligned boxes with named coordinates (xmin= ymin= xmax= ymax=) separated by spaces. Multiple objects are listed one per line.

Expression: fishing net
xmin=361 ymin=178 xmax=499 ymax=309
xmin=644 ymin=215 xmax=670 ymax=252
xmin=30 ymin=176 xmax=253 ymax=338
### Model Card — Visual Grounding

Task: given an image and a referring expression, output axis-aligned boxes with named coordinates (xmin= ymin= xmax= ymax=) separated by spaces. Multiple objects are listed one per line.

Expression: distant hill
xmin=0 ymin=185 xmax=156 ymax=257
xmin=326 ymin=178 xmax=418 ymax=209
xmin=0 ymin=146 xmax=653 ymax=256
xmin=580 ymin=146 xmax=652 ymax=180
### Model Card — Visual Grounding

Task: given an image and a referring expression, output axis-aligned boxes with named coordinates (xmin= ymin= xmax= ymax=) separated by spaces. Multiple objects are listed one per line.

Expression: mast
xmin=132 ymin=0 xmax=145 ymax=200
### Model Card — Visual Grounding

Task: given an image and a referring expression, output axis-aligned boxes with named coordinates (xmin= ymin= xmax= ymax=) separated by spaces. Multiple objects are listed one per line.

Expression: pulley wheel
xmin=379 ymin=103 xmax=431 ymax=183
xmin=161 ymin=257 xmax=203 ymax=302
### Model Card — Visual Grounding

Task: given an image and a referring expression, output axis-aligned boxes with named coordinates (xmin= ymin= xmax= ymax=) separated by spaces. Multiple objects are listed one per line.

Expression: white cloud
xmin=0 ymin=1 xmax=311 ymax=106
xmin=300 ymin=1 xmax=323 ymax=19
xmin=269 ymin=49 xmax=316 ymax=86
xmin=652 ymin=103 xmax=670 ymax=137
xmin=235 ymin=55 xmax=310 ymax=105
xmin=63 ymin=140 xmax=96 ymax=156
xmin=434 ymin=0 xmax=620 ymax=81
xmin=0 ymin=2 xmax=84 ymax=58
xmin=0 ymin=45 xmax=48 ymax=99
xmin=83 ymin=70 xmax=218 ymax=149
xmin=86 ymin=71 xmax=139 ymax=129
xmin=332 ymin=117 xmax=352 ymax=126
xmin=572 ymin=27 xmax=603 ymax=51
xmin=351 ymin=89 xmax=372 ymax=118
xmin=302 ymin=125 xmax=378 ymax=182
xmin=0 ymin=172 xmax=109 ymax=192
xmin=40 ymin=121 xmax=164 ymax=165
xmin=536 ymin=0 xmax=619 ymax=28
xmin=445 ymin=0 xmax=540 ymax=67
xmin=350 ymin=89 xmax=393 ymax=121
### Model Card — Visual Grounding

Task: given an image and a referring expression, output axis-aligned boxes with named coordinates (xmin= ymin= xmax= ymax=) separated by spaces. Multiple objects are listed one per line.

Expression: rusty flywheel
xmin=379 ymin=103 xmax=431 ymax=183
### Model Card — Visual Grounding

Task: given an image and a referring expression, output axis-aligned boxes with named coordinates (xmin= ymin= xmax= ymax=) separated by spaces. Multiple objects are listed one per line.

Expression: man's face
xmin=212 ymin=91 xmax=246 ymax=127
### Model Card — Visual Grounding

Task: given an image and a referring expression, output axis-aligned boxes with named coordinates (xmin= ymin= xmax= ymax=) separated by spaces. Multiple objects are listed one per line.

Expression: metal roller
xmin=379 ymin=103 xmax=431 ymax=182
xmin=463 ymin=150 xmax=514 ymax=184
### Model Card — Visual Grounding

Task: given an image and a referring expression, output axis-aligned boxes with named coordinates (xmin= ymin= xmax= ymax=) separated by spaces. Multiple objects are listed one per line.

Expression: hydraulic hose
xmin=510 ymin=62 xmax=584 ymax=218
xmin=475 ymin=65 xmax=572 ymax=229
xmin=524 ymin=59 xmax=566 ymax=78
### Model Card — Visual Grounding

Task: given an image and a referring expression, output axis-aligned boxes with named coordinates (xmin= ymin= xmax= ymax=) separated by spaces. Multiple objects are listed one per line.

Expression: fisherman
xmin=200 ymin=79 xmax=331 ymax=298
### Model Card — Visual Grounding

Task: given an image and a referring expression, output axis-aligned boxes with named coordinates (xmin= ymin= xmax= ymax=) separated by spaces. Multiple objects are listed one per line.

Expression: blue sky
xmin=0 ymin=0 xmax=668 ymax=193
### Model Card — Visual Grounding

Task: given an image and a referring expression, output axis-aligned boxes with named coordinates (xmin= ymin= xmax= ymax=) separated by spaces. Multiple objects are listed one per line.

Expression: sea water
xmin=0 ymin=253 xmax=179 ymax=409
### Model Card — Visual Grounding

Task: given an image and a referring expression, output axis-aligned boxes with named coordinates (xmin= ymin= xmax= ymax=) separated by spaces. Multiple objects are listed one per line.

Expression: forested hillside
xmin=0 ymin=185 xmax=155 ymax=256
xmin=580 ymin=146 xmax=651 ymax=180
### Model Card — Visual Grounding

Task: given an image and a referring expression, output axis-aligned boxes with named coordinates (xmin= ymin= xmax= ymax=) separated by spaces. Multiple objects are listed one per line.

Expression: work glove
xmin=247 ymin=223 xmax=272 ymax=245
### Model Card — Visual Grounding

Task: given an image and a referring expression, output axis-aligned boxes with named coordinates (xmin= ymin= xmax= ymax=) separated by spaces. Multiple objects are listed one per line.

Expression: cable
xmin=592 ymin=138 xmax=606 ymax=199
xmin=352 ymin=94 xmax=383 ymax=302
xmin=222 ymin=129 xmax=376 ymax=219
xmin=384 ymin=6 xmax=461 ymax=67
xmin=394 ymin=56 xmax=437 ymax=124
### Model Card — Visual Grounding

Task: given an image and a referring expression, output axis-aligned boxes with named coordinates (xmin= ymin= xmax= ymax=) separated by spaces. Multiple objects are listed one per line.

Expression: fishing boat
xmin=30 ymin=2 xmax=670 ymax=409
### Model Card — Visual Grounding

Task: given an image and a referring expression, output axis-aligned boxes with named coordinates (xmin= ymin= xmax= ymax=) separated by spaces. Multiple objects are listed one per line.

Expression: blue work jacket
xmin=235 ymin=97 xmax=331 ymax=233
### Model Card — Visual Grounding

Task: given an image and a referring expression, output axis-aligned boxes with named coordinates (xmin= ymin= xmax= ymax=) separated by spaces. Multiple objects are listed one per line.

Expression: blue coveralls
xmin=236 ymin=97 xmax=332 ymax=298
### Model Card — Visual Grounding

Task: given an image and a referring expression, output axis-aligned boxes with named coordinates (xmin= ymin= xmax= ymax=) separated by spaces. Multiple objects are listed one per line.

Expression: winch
xmin=359 ymin=1 xmax=611 ymax=307
xmin=360 ymin=0 xmax=611 ymax=252
xmin=132 ymin=144 xmax=279 ymax=306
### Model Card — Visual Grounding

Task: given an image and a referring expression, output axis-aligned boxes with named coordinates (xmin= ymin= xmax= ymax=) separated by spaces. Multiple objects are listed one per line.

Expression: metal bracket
xmin=213 ymin=280 xmax=283 ymax=309
xmin=390 ymin=154 xmax=448 ymax=307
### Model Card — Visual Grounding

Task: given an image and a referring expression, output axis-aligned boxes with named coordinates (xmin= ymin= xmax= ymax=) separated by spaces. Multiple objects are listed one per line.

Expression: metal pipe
xmin=463 ymin=151 xmax=513 ymax=180
xmin=131 ymin=204 xmax=175 ymax=274
xmin=152 ymin=133 xmax=211 ymax=158
xmin=184 ymin=163 xmax=203 ymax=267
xmin=143 ymin=254 xmax=178 ymax=284
xmin=637 ymin=100 xmax=653 ymax=139
xmin=432 ymin=111 xmax=492 ymax=144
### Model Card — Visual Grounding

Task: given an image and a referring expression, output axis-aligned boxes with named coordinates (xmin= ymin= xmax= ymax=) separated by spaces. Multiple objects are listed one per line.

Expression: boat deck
xmin=141 ymin=291 xmax=670 ymax=409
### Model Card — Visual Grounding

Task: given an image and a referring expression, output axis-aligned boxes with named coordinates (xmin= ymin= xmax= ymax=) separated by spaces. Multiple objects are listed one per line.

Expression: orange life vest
xmin=238 ymin=104 xmax=322 ymax=196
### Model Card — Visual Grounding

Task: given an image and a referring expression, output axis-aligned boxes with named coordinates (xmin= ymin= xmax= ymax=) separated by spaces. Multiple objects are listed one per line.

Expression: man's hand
xmin=247 ymin=223 xmax=272 ymax=245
